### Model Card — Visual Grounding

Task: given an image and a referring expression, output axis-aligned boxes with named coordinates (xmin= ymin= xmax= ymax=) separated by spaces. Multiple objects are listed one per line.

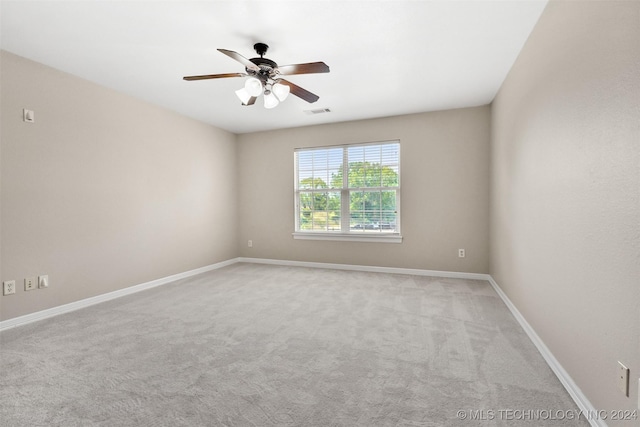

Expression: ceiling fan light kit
xmin=234 ymin=88 xmax=253 ymax=105
xmin=244 ymin=77 xmax=263 ymax=97
xmin=264 ymin=91 xmax=280 ymax=109
xmin=272 ymin=83 xmax=290 ymax=101
xmin=184 ymin=43 xmax=329 ymax=109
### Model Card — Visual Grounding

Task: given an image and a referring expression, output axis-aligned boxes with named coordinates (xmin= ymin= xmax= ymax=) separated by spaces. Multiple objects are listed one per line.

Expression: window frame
xmin=293 ymin=140 xmax=402 ymax=243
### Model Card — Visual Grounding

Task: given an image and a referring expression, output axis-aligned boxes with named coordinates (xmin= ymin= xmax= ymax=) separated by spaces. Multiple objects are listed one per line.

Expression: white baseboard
xmin=237 ymin=257 xmax=491 ymax=281
xmin=487 ymin=277 xmax=604 ymax=427
xmin=0 ymin=258 xmax=240 ymax=332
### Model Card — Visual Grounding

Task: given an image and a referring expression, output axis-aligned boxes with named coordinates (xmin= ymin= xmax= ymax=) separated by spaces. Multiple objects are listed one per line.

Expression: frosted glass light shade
xmin=235 ymin=88 xmax=252 ymax=105
xmin=264 ymin=92 xmax=279 ymax=109
xmin=272 ymin=82 xmax=290 ymax=101
xmin=244 ymin=77 xmax=263 ymax=97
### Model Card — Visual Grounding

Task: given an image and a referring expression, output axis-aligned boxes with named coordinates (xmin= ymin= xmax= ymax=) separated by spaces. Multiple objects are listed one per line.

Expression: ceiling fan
xmin=183 ymin=43 xmax=330 ymax=109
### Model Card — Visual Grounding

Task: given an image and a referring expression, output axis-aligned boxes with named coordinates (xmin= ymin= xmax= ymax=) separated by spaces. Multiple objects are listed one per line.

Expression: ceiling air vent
xmin=304 ymin=108 xmax=331 ymax=115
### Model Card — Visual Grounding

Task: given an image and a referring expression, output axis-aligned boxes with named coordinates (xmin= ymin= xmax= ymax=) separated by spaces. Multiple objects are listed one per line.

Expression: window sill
xmin=292 ymin=232 xmax=403 ymax=243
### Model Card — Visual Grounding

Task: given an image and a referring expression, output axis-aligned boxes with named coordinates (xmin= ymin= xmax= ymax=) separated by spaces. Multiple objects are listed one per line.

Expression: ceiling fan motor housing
xmin=247 ymin=42 xmax=280 ymax=84
xmin=248 ymin=57 xmax=278 ymax=83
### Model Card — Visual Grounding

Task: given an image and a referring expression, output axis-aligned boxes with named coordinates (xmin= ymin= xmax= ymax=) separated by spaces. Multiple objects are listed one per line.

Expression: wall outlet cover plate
xmin=3 ymin=280 xmax=16 ymax=295
xmin=25 ymin=277 xmax=36 ymax=291
xmin=617 ymin=361 xmax=629 ymax=396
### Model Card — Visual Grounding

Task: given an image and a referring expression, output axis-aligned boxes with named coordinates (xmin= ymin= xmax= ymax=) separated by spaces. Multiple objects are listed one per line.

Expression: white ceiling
xmin=1 ymin=1 xmax=548 ymax=134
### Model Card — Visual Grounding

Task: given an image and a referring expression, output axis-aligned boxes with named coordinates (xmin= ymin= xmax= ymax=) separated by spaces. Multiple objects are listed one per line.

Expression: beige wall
xmin=0 ymin=51 xmax=238 ymax=321
xmin=490 ymin=0 xmax=640 ymax=422
xmin=237 ymin=107 xmax=491 ymax=273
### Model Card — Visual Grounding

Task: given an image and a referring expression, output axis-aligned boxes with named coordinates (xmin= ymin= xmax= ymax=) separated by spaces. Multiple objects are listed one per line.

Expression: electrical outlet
xmin=38 ymin=275 xmax=49 ymax=289
xmin=24 ymin=277 xmax=36 ymax=291
xmin=458 ymin=249 xmax=465 ymax=258
xmin=617 ymin=361 xmax=629 ymax=396
xmin=3 ymin=280 xmax=16 ymax=296
xmin=248 ymin=240 xmax=253 ymax=248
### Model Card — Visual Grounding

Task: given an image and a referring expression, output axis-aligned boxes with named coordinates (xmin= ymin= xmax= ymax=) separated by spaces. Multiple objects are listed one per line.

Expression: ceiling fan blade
xmin=218 ymin=48 xmax=260 ymax=72
xmin=277 ymin=62 xmax=330 ymax=75
xmin=278 ymin=79 xmax=320 ymax=103
xmin=243 ymin=97 xmax=257 ymax=106
xmin=183 ymin=73 xmax=246 ymax=81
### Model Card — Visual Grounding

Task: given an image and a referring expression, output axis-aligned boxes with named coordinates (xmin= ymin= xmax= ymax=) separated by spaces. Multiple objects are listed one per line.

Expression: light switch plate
xmin=617 ymin=361 xmax=629 ymax=396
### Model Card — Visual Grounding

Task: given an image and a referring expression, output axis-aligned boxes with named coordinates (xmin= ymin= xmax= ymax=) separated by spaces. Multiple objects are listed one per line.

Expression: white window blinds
xmin=294 ymin=141 xmax=400 ymax=237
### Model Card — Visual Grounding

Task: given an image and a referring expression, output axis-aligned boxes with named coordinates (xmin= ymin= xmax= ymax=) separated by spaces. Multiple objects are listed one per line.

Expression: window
xmin=294 ymin=141 xmax=401 ymax=242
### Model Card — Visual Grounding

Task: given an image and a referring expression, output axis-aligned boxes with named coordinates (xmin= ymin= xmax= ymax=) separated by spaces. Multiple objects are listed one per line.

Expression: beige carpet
xmin=0 ymin=263 xmax=588 ymax=426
